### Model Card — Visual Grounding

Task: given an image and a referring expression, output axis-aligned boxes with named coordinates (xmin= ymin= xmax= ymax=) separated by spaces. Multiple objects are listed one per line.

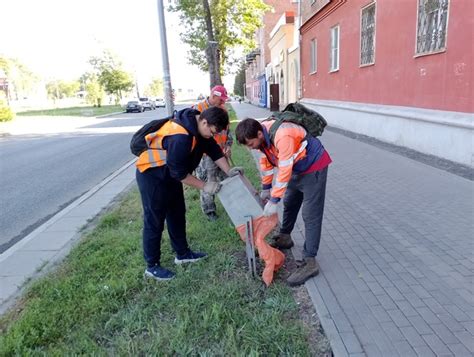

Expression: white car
xmin=139 ymin=97 xmax=154 ymax=110
xmin=155 ymin=98 xmax=166 ymax=108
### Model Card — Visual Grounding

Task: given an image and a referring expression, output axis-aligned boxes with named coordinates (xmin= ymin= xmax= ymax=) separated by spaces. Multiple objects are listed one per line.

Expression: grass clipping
xmin=0 ymin=120 xmax=312 ymax=355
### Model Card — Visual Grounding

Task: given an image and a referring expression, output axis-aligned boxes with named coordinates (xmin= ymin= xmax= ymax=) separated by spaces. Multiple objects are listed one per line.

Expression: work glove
xmin=260 ymin=189 xmax=271 ymax=202
xmin=228 ymin=166 xmax=244 ymax=177
xmin=263 ymin=201 xmax=278 ymax=217
xmin=203 ymin=181 xmax=222 ymax=194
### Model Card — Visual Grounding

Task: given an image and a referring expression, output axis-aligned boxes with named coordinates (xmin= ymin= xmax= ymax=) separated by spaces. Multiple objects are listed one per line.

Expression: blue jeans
xmin=136 ymin=168 xmax=190 ymax=268
xmin=280 ymin=167 xmax=328 ymax=258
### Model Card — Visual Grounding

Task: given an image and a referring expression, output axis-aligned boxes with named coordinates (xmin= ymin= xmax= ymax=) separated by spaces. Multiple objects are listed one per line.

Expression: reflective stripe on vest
xmin=136 ymin=121 xmax=197 ymax=173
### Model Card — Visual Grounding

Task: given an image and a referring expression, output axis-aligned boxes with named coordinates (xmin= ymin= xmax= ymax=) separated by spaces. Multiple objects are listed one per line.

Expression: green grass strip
xmin=17 ymin=105 xmax=123 ymax=117
xmin=0 ymin=105 xmax=312 ymax=355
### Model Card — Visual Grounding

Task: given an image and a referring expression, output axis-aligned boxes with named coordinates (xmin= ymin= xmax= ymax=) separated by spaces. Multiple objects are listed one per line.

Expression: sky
xmin=0 ymin=0 xmax=235 ymax=96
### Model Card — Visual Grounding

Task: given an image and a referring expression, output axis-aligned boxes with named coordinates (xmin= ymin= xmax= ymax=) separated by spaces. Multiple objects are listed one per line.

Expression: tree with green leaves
xmin=145 ymin=78 xmax=164 ymax=97
xmin=46 ymin=80 xmax=80 ymax=100
xmin=79 ymin=72 xmax=104 ymax=107
xmin=98 ymin=69 xmax=133 ymax=103
xmin=88 ymin=50 xmax=134 ymax=104
xmin=85 ymin=75 xmax=106 ymax=107
xmin=169 ymin=0 xmax=270 ymax=88
xmin=233 ymin=61 xmax=245 ymax=96
xmin=0 ymin=56 xmax=40 ymax=101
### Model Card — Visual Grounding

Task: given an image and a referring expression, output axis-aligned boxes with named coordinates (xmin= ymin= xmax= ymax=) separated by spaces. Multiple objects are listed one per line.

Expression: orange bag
xmin=236 ymin=215 xmax=285 ymax=286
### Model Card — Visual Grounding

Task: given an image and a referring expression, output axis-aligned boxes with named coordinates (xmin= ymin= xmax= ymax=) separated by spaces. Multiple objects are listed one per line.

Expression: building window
xmin=310 ymin=39 xmax=317 ymax=73
xmin=416 ymin=0 xmax=449 ymax=55
xmin=330 ymin=25 xmax=340 ymax=72
xmin=360 ymin=2 xmax=376 ymax=66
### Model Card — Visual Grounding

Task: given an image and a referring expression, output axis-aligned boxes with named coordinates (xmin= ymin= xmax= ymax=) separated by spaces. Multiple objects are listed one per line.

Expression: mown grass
xmin=0 ymin=106 xmax=314 ymax=355
xmin=17 ymin=105 xmax=123 ymax=117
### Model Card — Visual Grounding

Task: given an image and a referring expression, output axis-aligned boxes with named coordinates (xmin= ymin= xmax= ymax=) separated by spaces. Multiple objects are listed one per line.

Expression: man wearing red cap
xmin=193 ymin=85 xmax=235 ymax=221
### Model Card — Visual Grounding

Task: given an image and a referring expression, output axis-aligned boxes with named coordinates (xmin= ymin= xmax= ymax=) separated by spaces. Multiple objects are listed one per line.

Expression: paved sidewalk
xmin=0 ymin=159 xmax=136 ymax=315
xmin=232 ymin=102 xmax=474 ymax=357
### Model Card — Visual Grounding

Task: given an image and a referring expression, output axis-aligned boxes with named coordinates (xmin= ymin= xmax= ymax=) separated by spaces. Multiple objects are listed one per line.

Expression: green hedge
xmin=0 ymin=99 xmax=14 ymax=122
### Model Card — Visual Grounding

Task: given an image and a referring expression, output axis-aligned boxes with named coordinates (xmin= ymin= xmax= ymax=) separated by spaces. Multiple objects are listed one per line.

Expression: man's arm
xmin=214 ymin=156 xmax=231 ymax=175
xmin=182 ymin=174 xmax=221 ymax=194
xmin=181 ymin=174 xmax=205 ymax=190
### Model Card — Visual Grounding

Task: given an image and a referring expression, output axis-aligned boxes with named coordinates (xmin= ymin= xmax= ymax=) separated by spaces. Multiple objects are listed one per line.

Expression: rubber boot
xmin=287 ymin=257 xmax=320 ymax=286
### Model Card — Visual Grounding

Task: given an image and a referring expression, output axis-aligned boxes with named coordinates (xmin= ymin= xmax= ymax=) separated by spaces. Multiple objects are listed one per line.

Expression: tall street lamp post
xmin=157 ymin=0 xmax=174 ymax=115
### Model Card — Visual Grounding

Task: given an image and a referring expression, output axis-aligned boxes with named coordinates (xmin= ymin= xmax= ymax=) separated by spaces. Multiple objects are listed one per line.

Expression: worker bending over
xmin=235 ymin=118 xmax=331 ymax=286
xmin=136 ymin=106 xmax=242 ymax=281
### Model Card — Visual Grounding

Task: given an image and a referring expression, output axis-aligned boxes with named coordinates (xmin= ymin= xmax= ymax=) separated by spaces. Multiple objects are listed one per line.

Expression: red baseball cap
xmin=211 ymin=85 xmax=229 ymax=101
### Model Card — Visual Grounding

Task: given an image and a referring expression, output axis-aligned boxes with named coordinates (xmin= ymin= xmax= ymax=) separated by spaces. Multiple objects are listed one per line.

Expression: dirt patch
xmin=234 ymin=239 xmax=333 ymax=356
xmin=281 ymin=250 xmax=333 ymax=357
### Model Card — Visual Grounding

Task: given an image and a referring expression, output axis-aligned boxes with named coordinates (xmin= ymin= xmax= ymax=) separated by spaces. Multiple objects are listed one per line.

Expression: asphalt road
xmin=0 ymin=106 xmax=185 ymax=253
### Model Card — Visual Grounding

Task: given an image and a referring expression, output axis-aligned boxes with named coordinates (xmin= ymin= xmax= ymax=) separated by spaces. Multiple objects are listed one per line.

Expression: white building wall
xmin=301 ymin=98 xmax=474 ymax=167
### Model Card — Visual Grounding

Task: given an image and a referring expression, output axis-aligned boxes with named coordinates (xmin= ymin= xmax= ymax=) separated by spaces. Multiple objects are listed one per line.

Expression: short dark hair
xmin=235 ymin=118 xmax=263 ymax=144
xmin=200 ymin=107 xmax=229 ymax=132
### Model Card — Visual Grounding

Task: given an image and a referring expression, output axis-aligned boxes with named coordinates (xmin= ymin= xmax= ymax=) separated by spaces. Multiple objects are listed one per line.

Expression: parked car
xmin=155 ymin=98 xmax=166 ymax=108
xmin=139 ymin=97 xmax=154 ymax=111
xmin=125 ymin=101 xmax=144 ymax=113
xmin=148 ymin=98 xmax=156 ymax=109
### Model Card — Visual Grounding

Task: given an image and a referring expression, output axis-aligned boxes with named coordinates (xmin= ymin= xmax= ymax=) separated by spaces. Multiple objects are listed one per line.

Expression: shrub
xmin=0 ymin=99 xmax=14 ymax=122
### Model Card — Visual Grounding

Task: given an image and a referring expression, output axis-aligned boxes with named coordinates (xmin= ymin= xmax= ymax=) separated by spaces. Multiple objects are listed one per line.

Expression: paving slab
xmin=233 ymin=103 xmax=474 ymax=357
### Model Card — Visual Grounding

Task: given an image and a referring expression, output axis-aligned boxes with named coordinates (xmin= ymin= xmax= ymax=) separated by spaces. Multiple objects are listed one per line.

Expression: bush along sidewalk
xmin=0 ymin=98 xmax=14 ymax=122
xmin=0 ymin=107 xmax=330 ymax=355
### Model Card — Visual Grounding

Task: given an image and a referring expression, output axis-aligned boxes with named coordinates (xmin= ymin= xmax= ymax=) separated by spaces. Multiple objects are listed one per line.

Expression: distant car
xmin=139 ymin=97 xmax=154 ymax=111
xmin=155 ymin=98 xmax=166 ymax=108
xmin=148 ymin=98 xmax=156 ymax=109
xmin=125 ymin=101 xmax=144 ymax=113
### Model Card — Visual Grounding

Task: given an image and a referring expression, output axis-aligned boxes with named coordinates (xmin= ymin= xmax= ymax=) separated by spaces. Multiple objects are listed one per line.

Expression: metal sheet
xmin=217 ymin=175 xmax=263 ymax=227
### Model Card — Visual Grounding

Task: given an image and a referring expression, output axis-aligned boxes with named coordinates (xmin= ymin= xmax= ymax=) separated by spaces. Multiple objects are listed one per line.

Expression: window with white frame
xmin=416 ymin=0 xmax=449 ymax=55
xmin=330 ymin=25 xmax=340 ymax=72
xmin=360 ymin=2 xmax=376 ymax=65
xmin=310 ymin=39 xmax=317 ymax=73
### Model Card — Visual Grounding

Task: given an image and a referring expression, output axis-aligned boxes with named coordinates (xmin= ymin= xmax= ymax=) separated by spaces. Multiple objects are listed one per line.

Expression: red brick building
xmin=299 ymin=0 xmax=473 ymax=166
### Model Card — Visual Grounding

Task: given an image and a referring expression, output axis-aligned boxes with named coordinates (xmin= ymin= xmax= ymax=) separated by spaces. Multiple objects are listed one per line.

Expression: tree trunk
xmin=202 ymin=0 xmax=222 ymax=88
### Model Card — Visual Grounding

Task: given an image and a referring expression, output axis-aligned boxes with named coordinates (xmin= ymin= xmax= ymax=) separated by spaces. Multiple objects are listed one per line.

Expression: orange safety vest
xmin=194 ymin=100 xmax=210 ymax=113
xmin=136 ymin=120 xmax=197 ymax=173
xmin=194 ymin=99 xmax=228 ymax=151
xmin=259 ymin=120 xmax=308 ymax=199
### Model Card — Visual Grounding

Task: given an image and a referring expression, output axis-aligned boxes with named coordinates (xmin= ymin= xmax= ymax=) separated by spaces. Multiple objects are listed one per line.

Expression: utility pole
xmin=157 ymin=0 xmax=174 ymax=115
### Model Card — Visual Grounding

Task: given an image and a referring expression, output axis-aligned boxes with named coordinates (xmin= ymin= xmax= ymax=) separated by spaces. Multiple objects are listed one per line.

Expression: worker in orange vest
xmin=136 ymin=106 xmax=243 ymax=281
xmin=193 ymin=85 xmax=233 ymax=221
xmin=235 ymin=118 xmax=331 ymax=286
